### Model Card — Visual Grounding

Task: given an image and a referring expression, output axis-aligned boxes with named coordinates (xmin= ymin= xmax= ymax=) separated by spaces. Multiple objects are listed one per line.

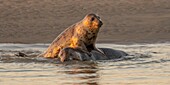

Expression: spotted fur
xmin=39 ymin=13 xmax=103 ymax=60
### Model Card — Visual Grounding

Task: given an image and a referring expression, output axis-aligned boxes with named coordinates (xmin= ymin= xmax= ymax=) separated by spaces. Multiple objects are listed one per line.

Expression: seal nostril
xmin=100 ymin=21 xmax=103 ymax=26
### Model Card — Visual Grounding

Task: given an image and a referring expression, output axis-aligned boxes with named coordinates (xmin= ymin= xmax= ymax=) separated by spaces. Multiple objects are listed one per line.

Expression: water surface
xmin=0 ymin=43 xmax=170 ymax=85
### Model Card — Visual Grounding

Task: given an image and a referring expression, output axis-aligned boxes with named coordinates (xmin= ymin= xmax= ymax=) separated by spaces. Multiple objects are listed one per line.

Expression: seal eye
xmin=91 ymin=17 xmax=95 ymax=21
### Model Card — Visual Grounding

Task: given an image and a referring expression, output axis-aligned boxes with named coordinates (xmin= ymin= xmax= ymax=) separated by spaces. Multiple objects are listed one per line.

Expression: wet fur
xmin=40 ymin=14 xmax=103 ymax=59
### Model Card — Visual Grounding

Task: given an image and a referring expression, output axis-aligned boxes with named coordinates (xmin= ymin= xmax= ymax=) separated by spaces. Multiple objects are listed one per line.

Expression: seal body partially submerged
xmin=58 ymin=47 xmax=128 ymax=62
xmin=40 ymin=13 xmax=104 ymax=61
xmin=58 ymin=47 xmax=91 ymax=62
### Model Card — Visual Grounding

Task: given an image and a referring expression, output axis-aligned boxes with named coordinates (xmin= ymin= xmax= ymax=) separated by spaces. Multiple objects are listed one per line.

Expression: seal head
xmin=82 ymin=13 xmax=103 ymax=30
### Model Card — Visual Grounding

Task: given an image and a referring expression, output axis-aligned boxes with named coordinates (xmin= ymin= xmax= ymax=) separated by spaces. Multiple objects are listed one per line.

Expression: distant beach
xmin=0 ymin=0 xmax=170 ymax=44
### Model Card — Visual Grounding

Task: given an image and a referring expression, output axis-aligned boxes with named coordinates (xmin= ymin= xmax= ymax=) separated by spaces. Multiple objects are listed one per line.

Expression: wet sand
xmin=0 ymin=43 xmax=170 ymax=85
xmin=1 ymin=0 xmax=170 ymax=44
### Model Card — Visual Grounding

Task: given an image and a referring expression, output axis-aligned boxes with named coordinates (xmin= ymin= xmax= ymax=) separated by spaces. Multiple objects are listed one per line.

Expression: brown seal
xmin=39 ymin=13 xmax=104 ymax=61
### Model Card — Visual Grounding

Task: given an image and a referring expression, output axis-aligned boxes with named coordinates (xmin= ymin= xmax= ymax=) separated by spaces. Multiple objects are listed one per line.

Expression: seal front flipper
xmin=87 ymin=44 xmax=106 ymax=57
xmin=70 ymin=37 xmax=91 ymax=56
xmin=95 ymin=47 xmax=107 ymax=56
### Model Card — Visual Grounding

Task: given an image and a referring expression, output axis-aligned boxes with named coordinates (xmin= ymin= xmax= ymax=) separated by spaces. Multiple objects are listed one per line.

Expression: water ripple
xmin=0 ymin=43 xmax=170 ymax=85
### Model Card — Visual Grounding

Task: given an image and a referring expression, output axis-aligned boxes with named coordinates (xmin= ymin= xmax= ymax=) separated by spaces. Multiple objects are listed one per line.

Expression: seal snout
xmin=99 ymin=20 xmax=103 ymax=27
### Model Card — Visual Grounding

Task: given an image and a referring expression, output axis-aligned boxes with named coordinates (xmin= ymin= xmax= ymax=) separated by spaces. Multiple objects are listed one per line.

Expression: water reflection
xmin=0 ymin=43 xmax=170 ymax=85
xmin=57 ymin=61 xmax=99 ymax=85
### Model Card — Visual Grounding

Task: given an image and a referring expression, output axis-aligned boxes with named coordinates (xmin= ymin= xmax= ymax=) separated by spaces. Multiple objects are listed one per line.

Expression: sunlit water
xmin=0 ymin=43 xmax=170 ymax=85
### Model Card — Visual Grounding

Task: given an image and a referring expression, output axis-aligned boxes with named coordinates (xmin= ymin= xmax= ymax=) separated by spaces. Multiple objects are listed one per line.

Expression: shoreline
xmin=0 ymin=40 xmax=170 ymax=45
xmin=0 ymin=42 xmax=170 ymax=45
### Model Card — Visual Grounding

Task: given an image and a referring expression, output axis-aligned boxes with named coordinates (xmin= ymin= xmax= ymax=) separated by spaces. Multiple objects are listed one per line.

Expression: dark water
xmin=0 ymin=43 xmax=170 ymax=85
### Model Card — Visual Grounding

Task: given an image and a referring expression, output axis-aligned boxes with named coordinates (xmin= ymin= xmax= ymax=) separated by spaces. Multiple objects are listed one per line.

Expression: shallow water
xmin=0 ymin=43 xmax=170 ymax=85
